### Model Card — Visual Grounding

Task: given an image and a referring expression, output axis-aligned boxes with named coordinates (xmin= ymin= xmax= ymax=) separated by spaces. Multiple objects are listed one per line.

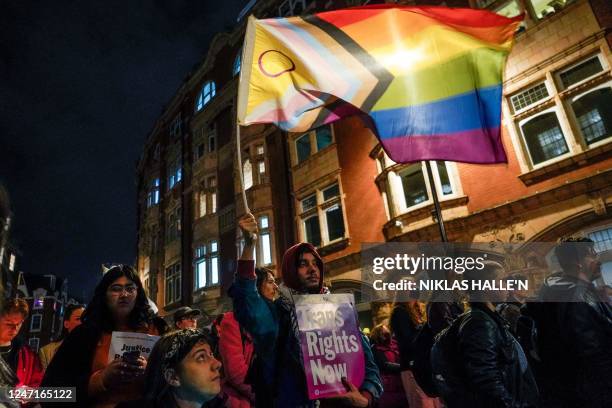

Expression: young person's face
xmin=175 ymin=341 xmax=222 ymax=402
xmin=379 ymin=326 xmax=391 ymax=344
xmin=297 ymin=252 xmax=320 ymax=292
xmin=580 ymin=247 xmax=602 ymax=281
xmin=259 ymin=272 xmax=278 ymax=301
xmin=176 ymin=317 xmax=198 ymax=330
xmin=0 ymin=312 xmax=24 ymax=344
xmin=64 ymin=307 xmax=84 ymax=333
xmin=106 ymin=276 xmax=138 ymax=320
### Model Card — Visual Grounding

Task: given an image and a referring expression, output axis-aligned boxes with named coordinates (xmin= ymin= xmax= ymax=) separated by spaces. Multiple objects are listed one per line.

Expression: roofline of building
xmin=137 ymin=0 xmax=285 ymax=170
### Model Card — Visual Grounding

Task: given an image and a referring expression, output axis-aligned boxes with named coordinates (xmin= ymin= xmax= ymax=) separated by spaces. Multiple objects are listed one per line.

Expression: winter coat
xmin=230 ymin=243 xmax=382 ymax=408
xmin=40 ymin=322 xmax=158 ymax=408
xmin=529 ymin=273 xmax=612 ymax=407
xmin=39 ymin=340 xmax=62 ymax=371
xmin=389 ymin=305 xmax=421 ymax=370
xmin=371 ymin=339 xmax=407 ymax=408
xmin=443 ymin=303 xmax=538 ymax=408
xmin=115 ymin=394 xmax=226 ymax=408
xmin=219 ymin=312 xmax=255 ymax=408
xmin=40 ymin=324 xmax=109 ymax=408
xmin=427 ymin=301 xmax=464 ymax=336
xmin=15 ymin=344 xmax=43 ymax=388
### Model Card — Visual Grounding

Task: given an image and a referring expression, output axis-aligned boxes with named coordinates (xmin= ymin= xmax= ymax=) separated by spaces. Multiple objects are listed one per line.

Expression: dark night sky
xmin=0 ymin=0 xmax=249 ymax=301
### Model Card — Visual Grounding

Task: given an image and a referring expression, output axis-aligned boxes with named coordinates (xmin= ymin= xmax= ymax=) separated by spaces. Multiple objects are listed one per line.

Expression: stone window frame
xmin=506 ymin=50 xmax=612 ymax=173
xmin=375 ymin=149 xmax=462 ymax=218
xmin=196 ymin=80 xmax=216 ymax=112
xmin=297 ymin=178 xmax=349 ymax=248
xmin=30 ymin=313 xmax=43 ymax=333
xmin=195 ymin=175 xmax=217 ymax=219
xmin=292 ymin=124 xmax=335 ymax=166
xmin=193 ymin=123 xmax=217 ymax=163
xmin=193 ymin=240 xmax=220 ymax=291
xmin=165 ymin=206 xmax=182 ymax=242
xmin=164 ymin=262 xmax=182 ymax=305
xmin=236 ymin=212 xmax=275 ymax=267
xmin=147 ymin=177 xmax=160 ymax=208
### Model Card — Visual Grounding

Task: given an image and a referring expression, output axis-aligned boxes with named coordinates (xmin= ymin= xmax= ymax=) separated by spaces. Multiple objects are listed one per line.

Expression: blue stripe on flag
xmin=371 ymin=85 xmax=502 ymax=139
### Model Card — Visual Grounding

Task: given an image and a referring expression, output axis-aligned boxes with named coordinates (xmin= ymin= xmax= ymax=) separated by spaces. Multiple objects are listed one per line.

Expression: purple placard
xmin=295 ymin=294 xmax=365 ymax=400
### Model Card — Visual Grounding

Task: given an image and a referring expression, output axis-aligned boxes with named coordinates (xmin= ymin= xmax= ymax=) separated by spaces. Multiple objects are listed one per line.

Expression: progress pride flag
xmin=295 ymin=294 xmax=365 ymax=399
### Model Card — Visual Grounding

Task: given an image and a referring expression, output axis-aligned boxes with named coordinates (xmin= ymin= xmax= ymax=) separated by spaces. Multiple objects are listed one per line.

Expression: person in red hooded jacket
xmin=369 ymin=324 xmax=407 ymax=408
xmin=0 ymin=298 xmax=43 ymax=390
xmin=219 ymin=267 xmax=278 ymax=408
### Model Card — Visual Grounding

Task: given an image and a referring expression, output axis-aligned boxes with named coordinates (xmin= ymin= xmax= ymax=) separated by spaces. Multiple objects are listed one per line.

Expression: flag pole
xmin=235 ymin=17 xmax=254 ymax=217
xmin=236 ymin=122 xmax=250 ymax=215
xmin=424 ymin=161 xmax=448 ymax=242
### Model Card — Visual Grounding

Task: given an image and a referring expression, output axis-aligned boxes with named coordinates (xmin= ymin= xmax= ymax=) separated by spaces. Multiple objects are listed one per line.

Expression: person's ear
xmin=575 ymin=261 xmax=585 ymax=273
xmin=64 ymin=320 xmax=70 ymax=330
xmin=164 ymin=368 xmax=181 ymax=387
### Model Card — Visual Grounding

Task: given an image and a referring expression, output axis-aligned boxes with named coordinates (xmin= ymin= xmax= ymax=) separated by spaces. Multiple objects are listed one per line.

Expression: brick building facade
xmin=136 ymin=0 xmax=612 ymax=327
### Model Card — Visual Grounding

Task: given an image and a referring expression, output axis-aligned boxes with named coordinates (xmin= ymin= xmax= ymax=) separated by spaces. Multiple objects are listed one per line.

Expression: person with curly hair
xmin=41 ymin=264 xmax=165 ymax=408
xmin=115 ymin=329 xmax=223 ymax=408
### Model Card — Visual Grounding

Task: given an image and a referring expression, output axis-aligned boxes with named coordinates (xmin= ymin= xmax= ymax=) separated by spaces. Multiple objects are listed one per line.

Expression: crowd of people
xmin=365 ymin=237 xmax=611 ymax=408
xmin=0 ymin=217 xmax=609 ymax=407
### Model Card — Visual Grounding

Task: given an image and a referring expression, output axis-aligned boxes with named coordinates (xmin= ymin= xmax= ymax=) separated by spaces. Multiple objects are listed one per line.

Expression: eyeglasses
xmin=108 ymin=285 xmax=138 ymax=295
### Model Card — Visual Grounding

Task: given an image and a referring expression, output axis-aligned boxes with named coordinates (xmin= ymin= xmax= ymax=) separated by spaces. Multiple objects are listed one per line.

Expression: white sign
xmin=108 ymin=331 xmax=160 ymax=363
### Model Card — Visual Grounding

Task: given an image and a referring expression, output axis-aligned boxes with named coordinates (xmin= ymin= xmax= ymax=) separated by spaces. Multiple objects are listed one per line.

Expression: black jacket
xmin=427 ymin=301 xmax=464 ymax=336
xmin=528 ymin=273 xmax=612 ymax=407
xmin=449 ymin=304 xmax=538 ymax=408
xmin=389 ymin=305 xmax=420 ymax=370
xmin=40 ymin=324 xmax=101 ymax=408
xmin=115 ymin=395 xmax=226 ymax=408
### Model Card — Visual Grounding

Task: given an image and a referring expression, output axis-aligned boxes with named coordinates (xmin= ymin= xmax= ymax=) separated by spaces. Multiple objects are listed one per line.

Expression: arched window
xmin=243 ymin=159 xmax=253 ymax=190
xmin=233 ymin=50 xmax=241 ymax=76
xmin=196 ymin=81 xmax=216 ymax=112
xmin=521 ymin=111 xmax=568 ymax=165
xmin=571 ymin=87 xmax=612 ymax=145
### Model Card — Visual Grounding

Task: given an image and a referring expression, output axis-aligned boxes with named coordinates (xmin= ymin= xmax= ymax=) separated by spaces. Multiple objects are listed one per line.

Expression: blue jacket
xmin=230 ymin=257 xmax=382 ymax=407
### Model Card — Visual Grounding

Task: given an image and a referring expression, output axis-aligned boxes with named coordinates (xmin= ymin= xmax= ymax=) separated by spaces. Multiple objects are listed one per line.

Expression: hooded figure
xmin=280 ymin=243 xmax=325 ymax=293
xmin=230 ymin=215 xmax=382 ymax=408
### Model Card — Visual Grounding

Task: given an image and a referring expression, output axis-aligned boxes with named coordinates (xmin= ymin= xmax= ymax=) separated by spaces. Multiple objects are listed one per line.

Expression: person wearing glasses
xmin=116 ymin=329 xmax=223 ymax=408
xmin=41 ymin=265 xmax=164 ymax=408
xmin=173 ymin=307 xmax=201 ymax=330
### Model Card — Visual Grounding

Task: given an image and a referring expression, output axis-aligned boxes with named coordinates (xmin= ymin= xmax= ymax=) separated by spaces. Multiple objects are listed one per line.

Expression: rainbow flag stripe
xmin=237 ymin=5 xmax=522 ymax=164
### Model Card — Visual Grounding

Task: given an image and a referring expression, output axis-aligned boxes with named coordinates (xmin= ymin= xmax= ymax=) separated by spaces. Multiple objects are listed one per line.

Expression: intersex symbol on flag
xmin=237 ymin=5 xmax=522 ymax=164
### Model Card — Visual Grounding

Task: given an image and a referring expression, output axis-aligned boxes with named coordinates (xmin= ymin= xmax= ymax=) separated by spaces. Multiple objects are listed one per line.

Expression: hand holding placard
xmin=295 ymin=294 xmax=365 ymax=400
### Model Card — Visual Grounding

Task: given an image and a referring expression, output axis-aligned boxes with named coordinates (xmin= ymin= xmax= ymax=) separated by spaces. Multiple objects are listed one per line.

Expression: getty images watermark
xmin=360 ymin=242 xmax=609 ymax=303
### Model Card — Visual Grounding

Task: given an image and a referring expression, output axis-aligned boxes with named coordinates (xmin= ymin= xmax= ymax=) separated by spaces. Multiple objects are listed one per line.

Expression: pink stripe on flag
xmin=380 ymin=128 xmax=507 ymax=164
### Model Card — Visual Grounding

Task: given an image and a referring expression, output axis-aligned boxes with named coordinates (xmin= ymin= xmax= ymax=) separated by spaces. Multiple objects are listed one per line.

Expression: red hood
xmin=281 ymin=242 xmax=324 ymax=293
